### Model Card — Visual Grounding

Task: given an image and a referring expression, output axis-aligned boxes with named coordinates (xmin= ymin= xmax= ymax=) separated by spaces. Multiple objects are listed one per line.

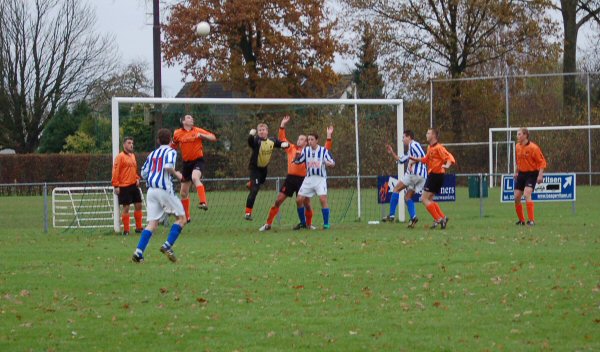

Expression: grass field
xmin=1 ymin=187 xmax=599 ymax=351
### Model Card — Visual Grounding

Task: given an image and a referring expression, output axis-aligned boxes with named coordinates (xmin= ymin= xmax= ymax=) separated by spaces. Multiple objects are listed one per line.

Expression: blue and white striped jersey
xmin=141 ymin=145 xmax=178 ymax=193
xmin=295 ymin=145 xmax=334 ymax=177
xmin=398 ymin=140 xmax=427 ymax=178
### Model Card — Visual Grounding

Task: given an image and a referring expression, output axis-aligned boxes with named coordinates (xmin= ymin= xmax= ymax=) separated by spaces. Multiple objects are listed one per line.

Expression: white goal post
xmin=489 ymin=125 xmax=600 ymax=187
xmin=111 ymin=97 xmax=404 ymax=233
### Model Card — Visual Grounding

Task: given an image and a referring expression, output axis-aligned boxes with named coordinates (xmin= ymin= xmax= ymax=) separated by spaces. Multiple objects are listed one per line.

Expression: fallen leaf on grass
xmin=196 ymin=297 xmax=208 ymax=304
xmin=159 ymin=287 xmax=168 ymax=294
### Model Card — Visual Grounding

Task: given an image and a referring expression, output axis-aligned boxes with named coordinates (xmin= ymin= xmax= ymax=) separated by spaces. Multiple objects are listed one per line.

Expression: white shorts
xmin=298 ymin=176 xmax=328 ymax=197
xmin=146 ymin=188 xmax=185 ymax=221
xmin=400 ymin=174 xmax=426 ymax=193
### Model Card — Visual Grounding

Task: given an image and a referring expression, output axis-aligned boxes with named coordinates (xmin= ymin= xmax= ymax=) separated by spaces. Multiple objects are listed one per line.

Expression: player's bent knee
xmin=175 ymin=216 xmax=187 ymax=227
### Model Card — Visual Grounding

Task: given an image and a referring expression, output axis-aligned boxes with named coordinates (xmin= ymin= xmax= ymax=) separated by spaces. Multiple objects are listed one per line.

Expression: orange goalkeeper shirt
xmin=171 ymin=127 xmax=216 ymax=162
xmin=421 ymin=143 xmax=455 ymax=174
xmin=516 ymin=141 xmax=546 ymax=172
xmin=278 ymin=127 xmax=332 ymax=176
xmin=112 ymin=152 xmax=139 ymax=187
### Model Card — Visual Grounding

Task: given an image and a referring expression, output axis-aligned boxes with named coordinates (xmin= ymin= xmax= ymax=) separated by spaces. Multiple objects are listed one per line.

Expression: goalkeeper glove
xmin=249 ymin=129 xmax=257 ymax=136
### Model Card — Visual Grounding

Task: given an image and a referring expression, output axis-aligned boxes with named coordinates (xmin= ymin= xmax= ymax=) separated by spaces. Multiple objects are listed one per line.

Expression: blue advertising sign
xmin=501 ymin=173 xmax=576 ymax=203
xmin=377 ymin=175 xmax=456 ymax=203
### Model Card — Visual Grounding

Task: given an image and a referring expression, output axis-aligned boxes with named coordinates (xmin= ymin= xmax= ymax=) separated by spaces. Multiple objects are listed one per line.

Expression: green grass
xmin=1 ymin=187 xmax=599 ymax=351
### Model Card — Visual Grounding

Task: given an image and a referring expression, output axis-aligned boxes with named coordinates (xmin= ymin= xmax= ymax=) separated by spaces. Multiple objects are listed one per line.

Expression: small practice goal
xmin=52 ymin=186 xmax=146 ymax=229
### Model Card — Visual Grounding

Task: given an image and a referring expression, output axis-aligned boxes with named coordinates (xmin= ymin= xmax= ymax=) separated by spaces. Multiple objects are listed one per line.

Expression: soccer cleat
xmin=407 ymin=216 xmax=419 ymax=229
xmin=323 ymin=224 xmax=330 ymax=230
xmin=135 ymin=228 xmax=143 ymax=234
xmin=308 ymin=225 xmax=317 ymax=230
xmin=131 ymin=253 xmax=144 ymax=263
xmin=123 ymin=231 xmax=129 ymax=236
xmin=440 ymin=217 xmax=449 ymax=230
xmin=526 ymin=220 xmax=535 ymax=226
xmin=293 ymin=223 xmax=307 ymax=230
xmin=244 ymin=213 xmax=253 ymax=221
xmin=160 ymin=246 xmax=177 ymax=263
xmin=186 ymin=218 xmax=191 ymax=224
xmin=198 ymin=203 xmax=209 ymax=211
xmin=429 ymin=221 xmax=439 ymax=229
xmin=259 ymin=224 xmax=271 ymax=232
xmin=515 ymin=220 xmax=525 ymax=226
xmin=381 ymin=215 xmax=395 ymax=223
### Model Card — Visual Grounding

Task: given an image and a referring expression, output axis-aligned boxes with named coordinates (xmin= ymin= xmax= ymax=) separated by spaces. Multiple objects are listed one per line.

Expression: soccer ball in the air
xmin=195 ymin=21 xmax=210 ymax=36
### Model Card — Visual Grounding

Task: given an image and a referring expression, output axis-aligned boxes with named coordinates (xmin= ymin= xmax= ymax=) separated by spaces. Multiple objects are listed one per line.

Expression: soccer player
xmin=171 ymin=115 xmax=217 ymax=223
xmin=514 ymin=127 xmax=546 ymax=226
xmin=132 ymin=128 xmax=186 ymax=263
xmin=245 ymin=123 xmax=289 ymax=220
xmin=112 ymin=136 xmax=143 ymax=236
xmin=383 ymin=130 xmax=427 ymax=228
xmin=293 ymin=132 xmax=335 ymax=230
xmin=410 ymin=128 xmax=455 ymax=229
xmin=258 ymin=116 xmax=333 ymax=231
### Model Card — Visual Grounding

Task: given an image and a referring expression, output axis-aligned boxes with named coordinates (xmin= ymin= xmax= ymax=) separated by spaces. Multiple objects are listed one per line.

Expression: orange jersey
xmin=112 ymin=152 xmax=139 ymax=187
xmin=516 ymin=141 xmax=546 ymax=172
xmin=421 ymin=143 xmax=455 ymax=174
xmin=171 ymin=127 xmax=216 ymax=161
xmin=278 ymin=127 xmax=332 ymax=176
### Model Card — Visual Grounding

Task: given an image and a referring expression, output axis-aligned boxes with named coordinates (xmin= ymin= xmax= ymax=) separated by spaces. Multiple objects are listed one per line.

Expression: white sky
xmin=93 ymin=0 xmax=596 ymax=98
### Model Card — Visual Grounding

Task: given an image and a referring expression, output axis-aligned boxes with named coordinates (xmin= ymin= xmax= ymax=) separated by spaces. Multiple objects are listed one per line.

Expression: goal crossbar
xmin=488 ymin=125 xmax=600 ymax=186
xmin=111 ymin=97 xmax=404 ymax=232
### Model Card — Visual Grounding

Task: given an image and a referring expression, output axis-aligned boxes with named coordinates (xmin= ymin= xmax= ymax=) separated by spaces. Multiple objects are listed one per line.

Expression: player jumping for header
xmin=171 ymin=115 xmax=217 ymax=223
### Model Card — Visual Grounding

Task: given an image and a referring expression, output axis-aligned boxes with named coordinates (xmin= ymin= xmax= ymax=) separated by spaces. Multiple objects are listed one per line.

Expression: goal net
xmin=102 ymin=97 xmax=405 ymax=232
xmin=489 ymin=125 xmax=600 ymax=186
xmin=53 ymin=186 xmax=146 ymax=229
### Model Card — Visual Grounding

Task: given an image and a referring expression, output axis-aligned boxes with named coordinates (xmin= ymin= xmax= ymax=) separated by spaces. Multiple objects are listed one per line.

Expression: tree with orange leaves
xmin=162 ymin=0 xmax=343 ymax=98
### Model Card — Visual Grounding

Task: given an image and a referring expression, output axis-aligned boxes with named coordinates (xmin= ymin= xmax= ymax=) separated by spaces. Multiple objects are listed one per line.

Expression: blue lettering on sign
xmin=500 ymin=173 xmax=576 ymax=203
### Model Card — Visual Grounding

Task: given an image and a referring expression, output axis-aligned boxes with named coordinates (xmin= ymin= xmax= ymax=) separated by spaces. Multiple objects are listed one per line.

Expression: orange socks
xmin=134 ymin=210 xmax=143 ymax=230
xmin=181 ymin=198 xmax=191 ymax=220
xmin=433 ymin=202 xmax=445 ymax=219
xmin=425 ymin=203 xmax=442 ymax=221
xmin=121 ymin=213 xmax=130 ymax=232
xmin=515 ymin=202 xmax=525 ymax=222
xmin=526 ymin=201 xmax=535 ymax=222
xmin=305 ymin=209 xmax=314 ymax=226
xmin=266 ymin=206 xmax=279 ymax=225
xmin=196 ymin=184 xmax=207 ymax=204
xmin=245 ymin=207 xmax=252 ymax=215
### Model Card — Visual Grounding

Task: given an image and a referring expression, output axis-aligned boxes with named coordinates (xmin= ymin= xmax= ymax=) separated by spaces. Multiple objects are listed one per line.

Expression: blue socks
xmin=389 ymin=192 xmax=400 ymax=217
xmin=164 ymin=223 xmax=182 ymax=249
xmin=322 ymin=208 xmax=330 ymax=226
xmin=297 ymin=207 xmax=306 ymax=225
xmin=136 ymin=229 xmax=153 ymax=254
xmin=406 ymin=199 xmax=416 ymax=220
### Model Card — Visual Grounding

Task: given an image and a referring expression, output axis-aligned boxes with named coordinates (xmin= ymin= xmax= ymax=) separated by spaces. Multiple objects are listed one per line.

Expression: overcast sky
xmin=93 ymin=1 xmax=596 ymax=98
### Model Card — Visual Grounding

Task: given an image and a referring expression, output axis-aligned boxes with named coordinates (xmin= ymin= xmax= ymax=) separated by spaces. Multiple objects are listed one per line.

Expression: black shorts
xmin=182 ymin=158 xmax=205 ymax=182
xmin=423 ymin=173 xmax=445 ymax=194
xmin=515 ymin=171 xmax=539 ymax=191
xmin=280 ymin=175 xmax=305 ymax=197
xmin=118 ymin=184 xmax=142 ymax=205
xmin=249 ymin=167 xmax=268 ymax=187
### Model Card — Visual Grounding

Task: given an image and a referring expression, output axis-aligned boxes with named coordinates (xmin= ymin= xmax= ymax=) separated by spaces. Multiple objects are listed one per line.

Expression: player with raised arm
xmin=293 ymin=133 xmax=335 ymax=230
xmin=259 ymin=116 xmax=333 ymax=231
xmin=112 ymin=137 xmax=143 ymax=236
xmin=171 ymin=115 xmax=217 ymax=223
xmin=410 ymin=128 xmax=455 ymax=230
xmin=382 ymin=130 xmax=427 ymax=228
xmin=132 ymin=129 xmax=186 ymax=263
xmin=514 ymin=127 xmax=547 ymax=226
xmin=244 ymin=123 xmax=289 ymax=220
